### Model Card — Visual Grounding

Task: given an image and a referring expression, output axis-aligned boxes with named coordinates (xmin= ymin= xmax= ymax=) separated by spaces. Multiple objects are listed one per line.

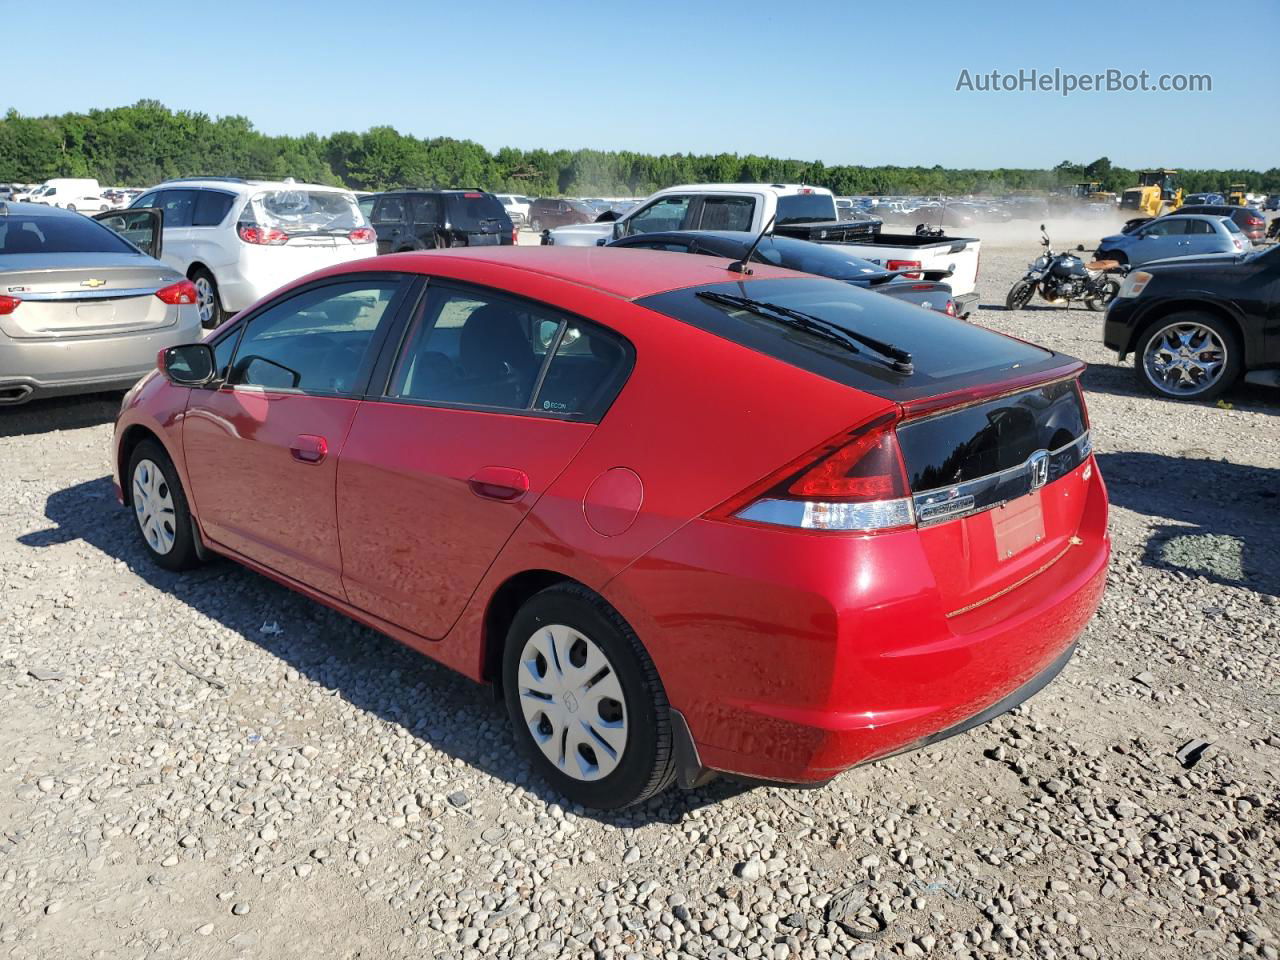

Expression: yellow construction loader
xmin=1227 ymin=184 xmax=1247 ymax=206
xmin=1120 ymin=170 xmax=1183 ymax=217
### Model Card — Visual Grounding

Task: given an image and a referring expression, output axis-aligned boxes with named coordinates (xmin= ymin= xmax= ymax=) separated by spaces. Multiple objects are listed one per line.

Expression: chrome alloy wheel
xmin=194 ymin=275 xmax=216 ymax=327
xmin=516 ymin=624 xmax=628 ymax=781
xmin=1142 ymin=322 xmax=1228 ymax=396
xmin=132 ymin=459 xmax=176 ymax=555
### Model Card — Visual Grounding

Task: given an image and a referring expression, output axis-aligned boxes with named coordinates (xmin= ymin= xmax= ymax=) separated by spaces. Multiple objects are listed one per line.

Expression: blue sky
xmin=5 ymin=0 xmax=1277 ymax=169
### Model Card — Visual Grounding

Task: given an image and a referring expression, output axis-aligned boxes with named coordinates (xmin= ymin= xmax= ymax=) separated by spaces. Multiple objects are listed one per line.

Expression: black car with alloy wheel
xmin=1103 ymin=243 xmax=1280 ymax=400
xmin=366 ymin=189 xmax=514 ymax=254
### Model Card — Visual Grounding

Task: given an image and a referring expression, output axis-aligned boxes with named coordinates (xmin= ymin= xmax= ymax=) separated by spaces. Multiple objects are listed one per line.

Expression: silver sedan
xmin=1 ymin=202 xmax=201 ymax=405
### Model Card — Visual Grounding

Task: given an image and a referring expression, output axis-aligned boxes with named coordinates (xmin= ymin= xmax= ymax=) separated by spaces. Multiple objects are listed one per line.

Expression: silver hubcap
xmin=132 ymin=459 xmax=177 ymax=555
xmin=517 ymin=624 xmax=627 ymax=781
xmin=1143 ymin=322 xmax=1227 ymax=396
xmin=194 ymin=277 xmax=216 ymax=325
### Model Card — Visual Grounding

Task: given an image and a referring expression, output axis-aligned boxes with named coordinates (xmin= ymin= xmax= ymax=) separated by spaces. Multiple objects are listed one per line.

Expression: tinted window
xmin=411 ymin=195 xmax=442 ymax=224
xmin=357 ymin=196 xmax=376 ymax=220
xmin=444 ymin=192 xmax=507 ymax=227
xmin=212 ymin=327 xmax=241 ymax=380
xmin=0 ymin=215 xmax=135 ymax=256
xmin=192 ymin=190 xmax=235 ymax=227
xmin=131 ymin=191 xmax=160 ymax=210
xmin=776 ymin=193 xmax=838 ymax=225
xmin=373 ymin=197 xmax=405 ymax=224
xmin=153 ymin=189 xmax=197 ymax=228
xmin=751 ymin=236 xmax=888 ymax=280
xmin=1222 ymin=218 xmax=1243 ymax=234
xmin=1141 ymin=219 xmax=1187 ymax=237
xmin=229 ymin=280 xmax=403 ymax=395
xmin=1185 ymin=219 xmax=1213 ymax=235
xmin=637 ymin=277 xmax=1058 ymax=402
xmin=698 ymin=197 xmax=754 ymax=231
xmin=389 ymin=287 xmax=631 ymax=418
xmin=624 ymin=196 xmax=692 ymax=235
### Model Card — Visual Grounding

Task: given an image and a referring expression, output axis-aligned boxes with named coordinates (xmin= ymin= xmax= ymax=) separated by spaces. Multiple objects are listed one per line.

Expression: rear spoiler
xmin=899 ymin=359 xmax=1086 ymax=421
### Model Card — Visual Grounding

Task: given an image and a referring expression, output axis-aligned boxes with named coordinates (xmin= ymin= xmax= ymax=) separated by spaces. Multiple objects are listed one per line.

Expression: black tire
xmin=1086 ymin=279 xmax=1120 ymax=312
xmin=1006 ymin=280 xmax=1034 ymax=310
xmin=190 ymin=267 xmax=225 ymax=329
xmin=502 ymin=583 xmax=676 ymax=810
xmin=433 ymin=232 xmax=451 ymax=250
xmin=530 ymin=218 xmax=543 ymax=233
xmin=1133 ymin=311 xmax=1241 ymax=401
xmin=126 ymin=439 xmax=202 ymax=571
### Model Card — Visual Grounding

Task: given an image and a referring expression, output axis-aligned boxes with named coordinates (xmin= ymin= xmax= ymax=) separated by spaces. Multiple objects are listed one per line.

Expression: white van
xmin=27 ymin=178 xmax=109 ymax=212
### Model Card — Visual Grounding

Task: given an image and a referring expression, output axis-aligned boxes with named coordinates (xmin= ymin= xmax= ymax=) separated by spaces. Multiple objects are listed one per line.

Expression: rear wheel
xmin=433 ymin=232 xmax=451 ymax=250
xmin=1135 ymin=312 xmax=1241 ymax=401
xmin=530 ymin=218 xmax=543 ymax=233
xmin=191 ymin=268 xmax=224 ymax=329
xmin=128 ymin=439 xmax=201 ymax=571
xmin=1086 ymin=279 xmax=1120 ymax=311
xmin=1006 ymin=280 xmax=1034 ymax=310
xmin=502 ymin=584 xmax=676 ymax=809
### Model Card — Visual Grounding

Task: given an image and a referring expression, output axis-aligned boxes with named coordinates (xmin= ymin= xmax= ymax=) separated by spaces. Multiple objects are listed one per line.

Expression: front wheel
xmin=1006 ymin=280 xmax=1034 ymax=310
xmin=502 ymin=584 xmax=676 ymax=810
xmin=1134 ymin=312 xmax=1241 ymax=401
xmin=127 ymin=439 xmax=202 ymax=571
xmin=1086 ymin=279 xmax=1120 ymax=311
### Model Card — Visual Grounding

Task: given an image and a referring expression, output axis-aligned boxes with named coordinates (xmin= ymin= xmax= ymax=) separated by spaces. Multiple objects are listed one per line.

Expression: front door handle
xmin=468 ymin=466 xmax=529 ymax=502
xmin=290 ymin=434 xmax=328 ymax=464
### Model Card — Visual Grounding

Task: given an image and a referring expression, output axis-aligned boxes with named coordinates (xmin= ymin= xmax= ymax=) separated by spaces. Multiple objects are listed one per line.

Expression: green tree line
xmin=2 ymin=101 xmax=1277 ymax=197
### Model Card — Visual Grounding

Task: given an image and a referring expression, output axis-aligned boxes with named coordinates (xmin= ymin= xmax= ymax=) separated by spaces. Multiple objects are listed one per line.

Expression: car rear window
xmin=1222 ymin=218 xmax=1243 ymax=233
xmin=775 ymin=193 xmax=838 ymax=225
xmin=0 ymin=215 xmax=135 ymax=256
xmin=242 ymin=189 xmax=366 ymax=235
xmin=637 ymin=276 xmax=1060 ymax=403
xmin=445 ymin=192 xmax=508 ymax=227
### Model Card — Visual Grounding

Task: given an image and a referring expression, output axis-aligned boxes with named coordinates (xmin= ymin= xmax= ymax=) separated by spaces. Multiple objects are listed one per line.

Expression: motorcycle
xmin=1006 ymin=224 xmax=1124 ymax=312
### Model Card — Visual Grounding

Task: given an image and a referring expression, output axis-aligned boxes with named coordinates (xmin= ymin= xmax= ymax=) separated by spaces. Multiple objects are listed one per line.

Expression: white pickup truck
xmin=544 ymin=183 xmax=981 ymax=317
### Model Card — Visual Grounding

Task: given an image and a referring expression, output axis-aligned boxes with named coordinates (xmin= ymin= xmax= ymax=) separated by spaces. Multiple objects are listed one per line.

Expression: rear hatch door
xmin=446 ymin=192 xmax=511 ymax=244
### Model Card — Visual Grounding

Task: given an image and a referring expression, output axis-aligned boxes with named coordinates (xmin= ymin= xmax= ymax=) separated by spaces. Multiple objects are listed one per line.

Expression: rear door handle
xmin=468 ymin=466 xmax=529 ymax=502
xmin=290 ymin=434 xmax=328 ymax=464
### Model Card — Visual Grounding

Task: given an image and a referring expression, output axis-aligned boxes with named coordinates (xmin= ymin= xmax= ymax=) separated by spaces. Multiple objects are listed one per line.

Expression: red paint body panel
xmin=111 ymin=247 xmax=1112 ymax=788
xmin=336 ymin=401 xmax=594 ymax=638
xmin=182 ymin=388 xmax=358 ymax=598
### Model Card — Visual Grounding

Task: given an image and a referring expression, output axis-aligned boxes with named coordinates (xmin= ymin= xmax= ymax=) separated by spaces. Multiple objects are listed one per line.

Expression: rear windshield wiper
xmin=696 ymin=291 xmax=914 ymax=374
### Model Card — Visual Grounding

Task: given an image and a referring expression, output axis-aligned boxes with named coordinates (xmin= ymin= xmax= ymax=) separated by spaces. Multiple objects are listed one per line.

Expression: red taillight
xmin=154 ymin=280 xmax=198 ymax=305
xmin=713 ymin=415 xmax=915 ymax=532
xmin=463 ymin=192 xmax=484 ymax=198
xmin=0 ymin=295 xmax=20 ymax=316
xmin=348 ymin=226 xmax=375 ymax=244
xmin=945 ymin=299 xmax=958 ymax=317
xmin=238 ymin=224 xmax=289 ymax=245
xmin=512 ymin=226 xmax=518 ymax=244
xmin=1246 ymin=216 xmax=1263 ymax=226
xmin=887 ymin=259 xmax=922 ymax=280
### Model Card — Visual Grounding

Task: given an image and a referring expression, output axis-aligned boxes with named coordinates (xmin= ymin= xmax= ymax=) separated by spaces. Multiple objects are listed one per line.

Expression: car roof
xmin=151 ymin=178 xmax=350 ymax=194
xmin=0 ymin=200 xmax=81 ymax=219
xmin=350 ymin=246 xmax=800 ymax=300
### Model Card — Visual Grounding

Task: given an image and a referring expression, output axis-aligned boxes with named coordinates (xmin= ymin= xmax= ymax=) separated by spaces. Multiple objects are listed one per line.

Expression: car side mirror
xmin=159 ymin=343 xmax=216 ymax=386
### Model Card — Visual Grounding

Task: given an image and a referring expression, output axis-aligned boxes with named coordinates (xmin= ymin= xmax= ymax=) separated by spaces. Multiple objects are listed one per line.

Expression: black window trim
xmin=371 ymin=276 xmax=635 ymax=424
xmin=210 ymin=272 xmax=418 ymax=400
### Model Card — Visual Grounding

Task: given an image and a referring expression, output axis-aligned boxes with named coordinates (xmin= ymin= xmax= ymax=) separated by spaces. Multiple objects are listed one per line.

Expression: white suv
xmin=130 ymin=178 xmax=375 ymax=327
xmin=495 ymin=194 xmax=531 ymax=226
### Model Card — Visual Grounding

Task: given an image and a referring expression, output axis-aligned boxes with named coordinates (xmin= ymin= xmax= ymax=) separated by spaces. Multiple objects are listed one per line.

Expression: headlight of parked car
xmin=1117 ymin=270 xmax=1153 ymax=298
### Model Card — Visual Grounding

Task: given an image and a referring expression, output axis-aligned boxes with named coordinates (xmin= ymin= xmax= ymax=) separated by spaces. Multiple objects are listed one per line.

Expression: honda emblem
xmin=1027 ymin=450 xmax=1050 ymax=490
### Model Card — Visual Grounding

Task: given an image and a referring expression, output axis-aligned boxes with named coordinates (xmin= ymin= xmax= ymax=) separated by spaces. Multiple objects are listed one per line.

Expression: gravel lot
xmin=2 ymin=225 xmax=1278 ymax=960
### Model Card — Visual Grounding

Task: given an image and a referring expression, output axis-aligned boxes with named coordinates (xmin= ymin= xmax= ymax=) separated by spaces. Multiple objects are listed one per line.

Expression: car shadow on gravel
xmin=0 ymin=392 xmax=125 ymax=437
xmin=1096 ymin=451 xmax=1280 ymax=597
xmin=17 ymin=475 xmax=753 ymax=825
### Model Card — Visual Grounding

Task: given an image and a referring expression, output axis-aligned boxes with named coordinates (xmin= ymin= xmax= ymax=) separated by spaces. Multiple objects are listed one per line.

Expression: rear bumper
xmin=606 ymin=459 xmax=1109 ymax=785
xmin=0 ymin=317 xmax=199 ymax=405
xmin=218 ymin=245 xmax=376 ymax=313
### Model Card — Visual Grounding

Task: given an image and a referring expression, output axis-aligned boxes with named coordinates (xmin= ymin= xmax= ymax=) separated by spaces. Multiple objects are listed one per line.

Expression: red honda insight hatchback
xmin=113 ymin=246 xmax=1109 ymax=809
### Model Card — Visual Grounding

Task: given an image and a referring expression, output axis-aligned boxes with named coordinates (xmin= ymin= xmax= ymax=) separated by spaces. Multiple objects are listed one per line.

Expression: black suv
xmin=367 ymin=190 xmax=514 ymax=254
